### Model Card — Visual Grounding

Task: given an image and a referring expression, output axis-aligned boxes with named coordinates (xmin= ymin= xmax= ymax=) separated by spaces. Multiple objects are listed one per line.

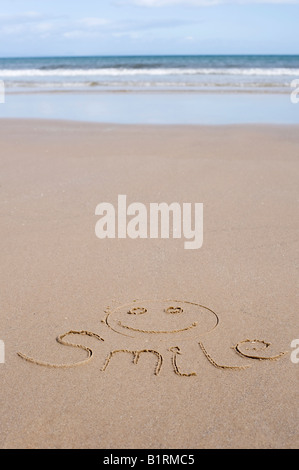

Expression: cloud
xmin=63 ymin=30 xmax=100 ymax=39
xmin=119 ymin=0 xmax=299 ymax=5
xmin=78 ymin=17 xmax=110 ymax=27
xmin=0 ymin=11 xmax=62 ymax=23
xmin=0 ymin=12 xmax=112 ymax=39
xmin=0 ymin=11 xmax=41 ymax=21
xmin=1 ymin=11 xmax=189 ymax=41
xmin=0 ymin=11 xmax=66 ymax=36
xmin=63 ymin=16 xmax=200 ymax=40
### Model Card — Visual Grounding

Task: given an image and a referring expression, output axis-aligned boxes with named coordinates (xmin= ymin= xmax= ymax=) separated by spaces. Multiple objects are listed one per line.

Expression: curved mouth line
xmin=117 ymin=321 xmax=198 ymax=334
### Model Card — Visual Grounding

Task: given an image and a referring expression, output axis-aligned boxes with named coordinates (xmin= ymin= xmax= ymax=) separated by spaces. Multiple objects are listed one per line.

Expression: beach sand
xmin=0 ymin=119 xmax=298 ymax=449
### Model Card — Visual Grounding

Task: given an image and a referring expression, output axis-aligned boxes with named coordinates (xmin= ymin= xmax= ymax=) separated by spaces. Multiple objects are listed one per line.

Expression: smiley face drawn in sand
xmin=17 ymin=299 xmax=288 ymax=376
xmin=103 ymin=299 xmax=219 ymax=339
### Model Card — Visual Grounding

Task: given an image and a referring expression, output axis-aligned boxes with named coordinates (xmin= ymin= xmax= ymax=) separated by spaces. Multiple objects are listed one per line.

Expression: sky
xmin=0 ymin=0 xmax=298 ymax=57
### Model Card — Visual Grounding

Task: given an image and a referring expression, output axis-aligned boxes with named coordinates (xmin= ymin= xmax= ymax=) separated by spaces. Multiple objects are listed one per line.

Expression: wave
xmin=4 ymin=80 xmax=291 ymax=89
xmin=38 ymin=63 xmax=164 ymax=70
xmin=1 ymin=67 xmax=299 ymax=78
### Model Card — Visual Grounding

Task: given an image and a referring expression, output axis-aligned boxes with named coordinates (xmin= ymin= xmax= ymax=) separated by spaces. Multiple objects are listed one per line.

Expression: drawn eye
xmin=165 ymin=306 xmax=183 ymax=314
xmin=127 ymin=307 xmax=147 ymax=315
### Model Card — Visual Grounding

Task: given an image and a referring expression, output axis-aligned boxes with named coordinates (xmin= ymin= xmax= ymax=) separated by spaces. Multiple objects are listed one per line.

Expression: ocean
xmin=1 ymin=55 xmax=299 ymax=93
xmin=0 ymin=55 xmax=299 ymax=124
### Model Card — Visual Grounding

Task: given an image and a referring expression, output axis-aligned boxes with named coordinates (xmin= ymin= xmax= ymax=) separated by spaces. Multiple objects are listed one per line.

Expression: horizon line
xmin=1 ymin=53 xmax=299 ymax=60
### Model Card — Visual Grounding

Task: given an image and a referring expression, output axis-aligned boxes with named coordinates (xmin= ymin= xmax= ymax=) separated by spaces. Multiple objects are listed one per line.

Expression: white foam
xmin=1 ymin=67 xmax=299 ymax=78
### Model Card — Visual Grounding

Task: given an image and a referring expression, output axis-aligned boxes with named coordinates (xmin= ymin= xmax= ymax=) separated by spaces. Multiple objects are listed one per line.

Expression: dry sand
xmin=0 ymin=119 xmax=298 ymax=449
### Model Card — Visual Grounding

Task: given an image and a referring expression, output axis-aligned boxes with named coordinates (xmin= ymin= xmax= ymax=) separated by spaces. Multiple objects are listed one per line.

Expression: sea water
xmin=0 ymin=55 xmax=299 ymax=124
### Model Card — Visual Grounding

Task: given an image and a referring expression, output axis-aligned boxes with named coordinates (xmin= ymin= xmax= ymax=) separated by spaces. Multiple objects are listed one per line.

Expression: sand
xmin=0 ymin=119 xmax=298 ymax=449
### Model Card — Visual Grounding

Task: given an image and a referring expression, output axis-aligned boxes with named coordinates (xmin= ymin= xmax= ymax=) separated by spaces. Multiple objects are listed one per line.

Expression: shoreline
xmin=3 ymin=88 xmax=291 ymax=95
xmin=0 ymin=91 xmax=298 ymax=125
xmin=1 ymin=116 xmax=299 ymax=127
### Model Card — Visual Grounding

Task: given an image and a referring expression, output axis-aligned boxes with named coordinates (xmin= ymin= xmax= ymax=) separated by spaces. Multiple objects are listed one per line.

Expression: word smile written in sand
xmin=95 ymin=195 xmax=203 ymax=249
xmin=17 ymin=299 xmax=288 ymax=375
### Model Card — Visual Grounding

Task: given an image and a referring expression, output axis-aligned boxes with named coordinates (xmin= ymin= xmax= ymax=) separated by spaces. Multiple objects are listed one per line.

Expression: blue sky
xmin=0 ymin=0 xmax=298 ymax=57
